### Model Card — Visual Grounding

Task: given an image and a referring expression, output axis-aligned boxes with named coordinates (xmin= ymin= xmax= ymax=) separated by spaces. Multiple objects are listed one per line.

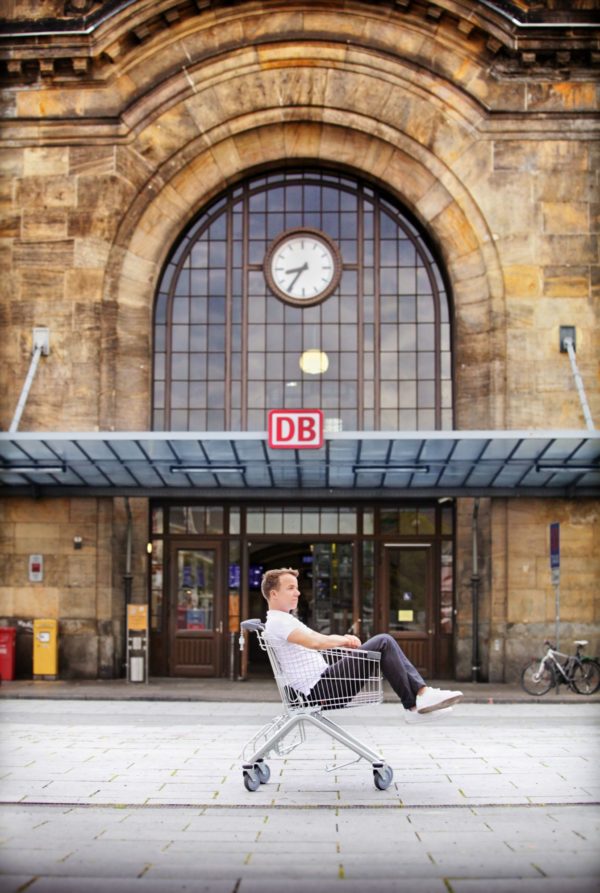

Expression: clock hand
xmin=285 ymin=262 xmax=309 ymax=291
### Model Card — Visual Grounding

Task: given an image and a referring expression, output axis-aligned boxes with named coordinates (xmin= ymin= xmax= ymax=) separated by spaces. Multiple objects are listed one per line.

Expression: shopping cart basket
xmin=239 ymin=619 xmax=394 ymax=792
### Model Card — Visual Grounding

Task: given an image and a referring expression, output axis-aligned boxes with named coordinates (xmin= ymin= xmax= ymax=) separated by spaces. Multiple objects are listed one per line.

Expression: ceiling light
xmin=169 ymin=465 xmax=245 ymax=474
xmin=353 ymin=464 xmax=430 ymax=474
xmin=0 ymin=464 xmax=66 ymax=475
xmin=299 ymin=349 xmax=329 ymax=375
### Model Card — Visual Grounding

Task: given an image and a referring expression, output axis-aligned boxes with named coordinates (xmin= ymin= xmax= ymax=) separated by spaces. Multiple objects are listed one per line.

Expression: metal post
xmin=123 ymin=498 xmax=133 ymax=678
xmin=561 ymin=332 xmax=595 ymax=431
xmin=555 ymin=579 xmax=560 ymax=651
xmin=9 ymin=328 xmax=50 ymax=433
xmin=471 ymin=498 xmax=480 ymax=683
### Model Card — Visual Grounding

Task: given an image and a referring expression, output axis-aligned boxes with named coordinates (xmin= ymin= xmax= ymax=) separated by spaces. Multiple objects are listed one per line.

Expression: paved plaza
xmin=0 ymin=697 xmax=598 ymax=892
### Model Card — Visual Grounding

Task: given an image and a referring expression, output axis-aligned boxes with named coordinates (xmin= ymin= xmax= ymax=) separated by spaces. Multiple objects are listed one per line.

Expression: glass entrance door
xmin=170 ymin=543 xmax=222 ymax=676
xmin=382 ymin=545 xmax=433 ymax=676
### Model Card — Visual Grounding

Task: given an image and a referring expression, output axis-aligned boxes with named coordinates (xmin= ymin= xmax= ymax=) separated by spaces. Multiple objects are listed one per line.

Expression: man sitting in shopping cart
xmin=262 ymin=567 xmax=462 ymax=723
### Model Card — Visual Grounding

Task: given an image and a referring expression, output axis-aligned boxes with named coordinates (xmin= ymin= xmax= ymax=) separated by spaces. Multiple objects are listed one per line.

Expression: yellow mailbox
xmin=33 ymin=619 xmax=58 ymax=679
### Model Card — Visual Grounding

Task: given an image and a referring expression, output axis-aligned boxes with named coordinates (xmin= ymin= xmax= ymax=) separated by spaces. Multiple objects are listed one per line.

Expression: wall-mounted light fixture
xmin=353 ymin=464 xmax=431 ymax=474
xmin=73 ymin=536 xmax=83 ymax=550
xmin=0 ymin=464 xmax=66 ymax=475
xmin=169 ymin=465 xmax=246 ymax=474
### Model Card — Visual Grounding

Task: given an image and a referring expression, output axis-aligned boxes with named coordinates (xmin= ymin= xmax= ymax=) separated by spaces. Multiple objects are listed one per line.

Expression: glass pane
xmin=151 ymin=507 xmax=163 ymax=535
xmin=150 ymin=539 xmax=164 ymax=632
xmin=312 ymin=543 xmax=353 ymax=636
xmin=387 ymin=548 xmax=428 ymax=632
xmin=228 ymin=541 xmax=241 ymax=633
xmin=361 ymin=541 xmax=375 ymax=640
xmin=153 ymin=169 xmax=452 ymax=432
xmin=176 ymin=549 xmax=215 ymax=631
xmin=440 ymin=540 xmax=454 ymax=634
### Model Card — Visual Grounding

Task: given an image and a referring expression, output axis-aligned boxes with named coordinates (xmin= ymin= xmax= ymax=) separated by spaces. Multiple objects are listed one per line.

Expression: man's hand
xmin=288 ymin=628 xmax=362 ymax=650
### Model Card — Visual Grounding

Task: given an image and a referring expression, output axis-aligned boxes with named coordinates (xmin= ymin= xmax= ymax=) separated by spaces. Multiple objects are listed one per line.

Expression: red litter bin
xmin=0 ymin=628 xmax=17 ymax=681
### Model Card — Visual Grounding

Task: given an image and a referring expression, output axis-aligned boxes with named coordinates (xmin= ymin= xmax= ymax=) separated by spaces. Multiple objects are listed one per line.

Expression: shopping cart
xmin=239 ymin=619 xmax=394 ymax=792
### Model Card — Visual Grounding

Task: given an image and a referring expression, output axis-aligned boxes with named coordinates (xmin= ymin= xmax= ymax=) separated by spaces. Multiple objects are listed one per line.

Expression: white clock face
xmin=265 ymin=229 xmax=341 ymax=305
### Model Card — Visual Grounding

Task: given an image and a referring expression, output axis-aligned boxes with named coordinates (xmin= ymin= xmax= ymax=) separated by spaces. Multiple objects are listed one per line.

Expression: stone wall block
xmin=432 ymin=202 xmax=479 ymax=258
xmin=283 ymin=121 xmax=323 ymax=161
xmin=526 ymin=82 xmax=598 ymax=113
xmin=265 ymin=59 xmax=329 ymax=110
xmin=535 ymin=171 xmax=595 ymax=203
xmin=69 ymin=146 xmax=115 ymax=177
xmin=543 ymin=266 xmax=590 ymax=298
xmin=22 ymin=147 xmax=68 ymax=177
xmin=59 ymin=630 xmax=98 ymax=679
xmin=0 ymin=216 xmax=20 ymax=238
xmin=13 ymin=240 xmax=74 ymax=270
xmin=16 ymin=175 xmax=76 ymax=209
xmin=133 ymin=105 xmax=203 ymax=171
xmin=503 ymin=265 xmax=542 ymax=299
xmin=21 ymin=210 xmax=69 ymax=241
xmin=17 ymin=269 xmax=64 ymax=301
xmin=9 ymin=586 xmax=60 ymax=619
xmin=0 ymin=148 xmax=24 ymax=178
xmin=537 ymin=234 xmax=597 ymax=267
xmin=542 ymin=201 xmax=589 ymax=235
xmin=494 ymin=140 xmax=588 ymax=173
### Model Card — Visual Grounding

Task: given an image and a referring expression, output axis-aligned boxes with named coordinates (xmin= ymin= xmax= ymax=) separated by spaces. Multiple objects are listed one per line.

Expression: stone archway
xmin=104 ymin=116 xmax=504 ymax=433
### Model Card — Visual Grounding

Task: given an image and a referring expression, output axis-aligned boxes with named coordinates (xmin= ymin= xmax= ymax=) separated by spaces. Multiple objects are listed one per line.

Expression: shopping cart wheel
xmin=256 ymin=760 xmax=271 ymax=784
xmin=373 ymin=764 xmax=393 ymax=791
xmin=243 ymin=765 xmax=261 ymax=792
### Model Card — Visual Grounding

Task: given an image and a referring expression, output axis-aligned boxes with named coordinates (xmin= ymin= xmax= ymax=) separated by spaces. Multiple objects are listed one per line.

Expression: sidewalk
xmin=0 ymin=698 xmax=599 ymax=892
xmin=1 ymin=675 xmax=599 ymax=703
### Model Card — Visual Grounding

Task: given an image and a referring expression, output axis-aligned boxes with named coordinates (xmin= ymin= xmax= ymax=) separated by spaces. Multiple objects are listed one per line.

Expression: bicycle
xmin=520 ymin=640 xmax=600 ymax=696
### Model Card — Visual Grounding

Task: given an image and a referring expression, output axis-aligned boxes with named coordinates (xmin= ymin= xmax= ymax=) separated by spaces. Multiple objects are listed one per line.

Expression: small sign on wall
xmin=268 ymin=409 xmax=324 ymax=449
xmin=28 ymin=554 xmax=43 ymax=583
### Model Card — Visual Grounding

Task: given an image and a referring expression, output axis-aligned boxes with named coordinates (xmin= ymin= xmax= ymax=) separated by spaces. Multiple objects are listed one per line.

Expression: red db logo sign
xmin=268 ymin=410 xmax=324 ymax=449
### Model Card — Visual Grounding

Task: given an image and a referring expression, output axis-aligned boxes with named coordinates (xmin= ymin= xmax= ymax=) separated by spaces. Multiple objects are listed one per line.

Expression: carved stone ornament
xmin=64 ymin=0 xmax=97 ymax=15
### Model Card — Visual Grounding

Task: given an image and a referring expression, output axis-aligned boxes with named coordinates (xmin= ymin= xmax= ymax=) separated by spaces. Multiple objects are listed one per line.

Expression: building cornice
xmin=0 ymin=0 xmax=598 ymax=86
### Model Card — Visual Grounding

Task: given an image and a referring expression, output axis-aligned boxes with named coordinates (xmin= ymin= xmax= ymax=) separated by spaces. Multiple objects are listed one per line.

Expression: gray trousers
xmin=307 ymin=633 xmax=426 ymax=710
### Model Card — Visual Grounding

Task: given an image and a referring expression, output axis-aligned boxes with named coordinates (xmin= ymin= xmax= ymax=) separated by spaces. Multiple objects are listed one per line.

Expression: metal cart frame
xmin=240 ymin=619 xmax=394 ymax=791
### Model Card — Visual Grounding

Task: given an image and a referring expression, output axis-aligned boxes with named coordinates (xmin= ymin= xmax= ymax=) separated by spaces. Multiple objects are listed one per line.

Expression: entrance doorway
xmin=169 ymin=541 xmax=223 ymax=676
xmin=381 ymin=544 xmax=433 ymax=676
xmin=245 ymin=540 xmax=356 ymax=675
xmin=149 ymin=502 xmax=455 ymax=680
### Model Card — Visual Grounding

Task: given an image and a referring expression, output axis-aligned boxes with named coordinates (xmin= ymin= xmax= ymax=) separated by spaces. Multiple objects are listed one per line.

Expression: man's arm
xmin=288 ymin=627 xmax=361 ymax=650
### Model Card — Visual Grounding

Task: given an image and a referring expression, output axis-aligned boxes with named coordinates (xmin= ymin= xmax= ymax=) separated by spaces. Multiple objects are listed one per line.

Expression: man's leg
xmin=361 ymin=634 xmax=462 ymax=714
xmin=308 ymin=634 xmax=424 ymax=710
xmin=361 ymin=633 xmax=424 ymax=709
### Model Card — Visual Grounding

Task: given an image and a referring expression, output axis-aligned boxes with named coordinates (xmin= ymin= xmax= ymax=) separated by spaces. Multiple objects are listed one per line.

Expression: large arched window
xmin=153 ymin=170 xmax=452 ymax=432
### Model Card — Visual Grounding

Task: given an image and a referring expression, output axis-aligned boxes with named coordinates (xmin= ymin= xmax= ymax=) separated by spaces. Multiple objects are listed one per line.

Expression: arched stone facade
xmin=1 ymin=1 xmax=598 ymax=680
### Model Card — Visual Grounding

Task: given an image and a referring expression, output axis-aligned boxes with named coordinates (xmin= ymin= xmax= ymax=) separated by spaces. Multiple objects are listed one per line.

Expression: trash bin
xmin=0 ymin=627 xmax=17 ymax=681
xmin=33 ymin=619 xmax=58 ymax=679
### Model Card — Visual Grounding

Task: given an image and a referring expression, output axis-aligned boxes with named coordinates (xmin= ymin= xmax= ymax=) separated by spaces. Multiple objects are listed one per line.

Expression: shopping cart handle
xmin=241 ymin=619 xmax=265 ymax=633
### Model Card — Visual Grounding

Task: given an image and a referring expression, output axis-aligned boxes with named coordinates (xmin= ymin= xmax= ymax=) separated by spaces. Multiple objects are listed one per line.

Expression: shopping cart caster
xmin=243 ymin=760 xmax=270 ymax=792
xmin=372 ymin=763 xmax=393 ymax=791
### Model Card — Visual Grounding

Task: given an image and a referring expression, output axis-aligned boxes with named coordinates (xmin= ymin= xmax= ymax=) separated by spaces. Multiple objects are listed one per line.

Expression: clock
xmin=264 ymin=228 xmax=342 ymax=305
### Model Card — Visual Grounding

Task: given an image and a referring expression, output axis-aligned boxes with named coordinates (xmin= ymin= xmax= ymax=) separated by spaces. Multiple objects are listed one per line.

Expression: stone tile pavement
xmin=0 ymin=699 xmax=599 ymax=892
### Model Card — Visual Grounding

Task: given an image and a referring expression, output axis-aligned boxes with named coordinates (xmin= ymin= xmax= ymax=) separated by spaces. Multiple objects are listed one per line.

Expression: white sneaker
xmin=404 ymin=706 xmax=453 ymax=724
xmin=416 ymin=686 xmax=463 ymax=714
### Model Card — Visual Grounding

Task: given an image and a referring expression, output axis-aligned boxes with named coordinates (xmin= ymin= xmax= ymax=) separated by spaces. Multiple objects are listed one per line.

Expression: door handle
xmin=218 ymin=621 xmax=223 ymax=634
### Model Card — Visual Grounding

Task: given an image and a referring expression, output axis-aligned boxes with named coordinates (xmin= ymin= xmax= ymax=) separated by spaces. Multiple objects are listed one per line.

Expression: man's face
xmin=269 ymin=572 xmax=300 ymax=613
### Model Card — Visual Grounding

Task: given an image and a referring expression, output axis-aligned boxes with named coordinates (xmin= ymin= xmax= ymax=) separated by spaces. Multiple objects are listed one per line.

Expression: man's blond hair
xmin=261 ymin=567 xmax=298 ymax=602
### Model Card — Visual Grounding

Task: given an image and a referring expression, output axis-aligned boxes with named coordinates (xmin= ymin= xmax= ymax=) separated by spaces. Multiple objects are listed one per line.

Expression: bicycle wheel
xmin=572 ymin=660 xmax=600 ymax=695
xmin=520 ymin=659 xmax=554 ymax=695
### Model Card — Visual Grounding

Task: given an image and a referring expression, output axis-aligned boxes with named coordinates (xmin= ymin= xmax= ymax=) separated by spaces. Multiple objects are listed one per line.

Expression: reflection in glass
xmin=176 ymin=549 xmax=215 ymax=632
xmin=154 ymin=170 xmax=452 ymax=432
xmin=387 ymin=548 xmax=428 ymax=632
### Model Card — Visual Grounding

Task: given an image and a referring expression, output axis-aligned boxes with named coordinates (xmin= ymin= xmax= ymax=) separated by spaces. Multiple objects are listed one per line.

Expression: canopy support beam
xmin=9 ymin=328 xmax=50 ymax=433
xmin=561 ymin=329 xmax=595 ymax=431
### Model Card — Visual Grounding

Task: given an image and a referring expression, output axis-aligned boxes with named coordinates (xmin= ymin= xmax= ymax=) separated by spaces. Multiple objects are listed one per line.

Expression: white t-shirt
xmin=264 ymin=610 xmax=327 ymax=695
